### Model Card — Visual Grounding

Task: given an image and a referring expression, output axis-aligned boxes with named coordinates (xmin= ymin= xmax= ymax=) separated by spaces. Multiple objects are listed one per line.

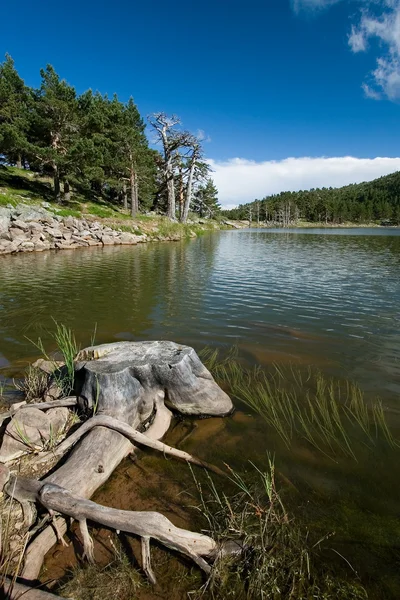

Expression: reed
xmin=201 ymin=347 xmax=399 ymax=461
xmin=190 ymin=460 xmax=367 ymax=599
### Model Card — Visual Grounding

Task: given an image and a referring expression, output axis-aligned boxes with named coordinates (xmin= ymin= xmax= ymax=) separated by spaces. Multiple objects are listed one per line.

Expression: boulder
xmin=119 ymin=232 xmax=138 ymax=245
xmin=101 ymin=235 xmax=115 ymax=245
xmin=9 ymin=227 xmax=27 ymax=241
xmin=19 ymin=241 xmax=35 ymax=251
xmin=0 ymin=406 xmax=69 ymax=462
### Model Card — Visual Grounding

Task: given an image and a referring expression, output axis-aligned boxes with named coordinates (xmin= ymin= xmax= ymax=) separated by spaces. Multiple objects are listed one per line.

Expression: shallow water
xmin=1 ymin=228 xmax=400 ymax=597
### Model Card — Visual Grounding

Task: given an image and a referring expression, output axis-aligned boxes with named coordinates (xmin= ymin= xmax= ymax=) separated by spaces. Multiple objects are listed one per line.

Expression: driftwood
xmin=3 ymin=578 xmax=69 ymax=599
xmin=1 ymin=465 xmax=219 ymax=584
xmin=33 ymin=414 xmax=227 ymax=477
xmin=2 ymin=341 xmax=232 ymax=583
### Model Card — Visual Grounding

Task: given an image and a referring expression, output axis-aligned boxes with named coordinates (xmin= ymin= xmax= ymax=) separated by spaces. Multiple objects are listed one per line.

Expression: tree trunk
xmin=19 ymin=341 xmax=232 ymax=581
xmin=181 ymin=161 xmax=195 ymax=224
xmin=63 ymin=180 xmax=71 ymax=203
xmin=123 ymin=182 xmax=128 ymax=211
xmin=130 ymin=170 xmax=138 ymax=217
xmin=16 ymin=154 xmax=22 ymax=169
xmin=166 ymin=168 xmax=175 ymax=219
xmin=53 ymin=167 xmax=61 ymax=203
xmin=178 ymin=166 xmax=184 ymax=221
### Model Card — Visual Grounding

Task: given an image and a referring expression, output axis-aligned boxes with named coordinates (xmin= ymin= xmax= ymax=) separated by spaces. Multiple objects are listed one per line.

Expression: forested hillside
xmin=223 ymin=171 xmax=400 ymax=225
xmin=0 ymin=55 xmax=220 ymax=221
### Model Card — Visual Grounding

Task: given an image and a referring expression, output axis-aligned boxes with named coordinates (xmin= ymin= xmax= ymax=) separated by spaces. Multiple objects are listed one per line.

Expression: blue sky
xmin=2 ymin=0 xmax=400 ymax=206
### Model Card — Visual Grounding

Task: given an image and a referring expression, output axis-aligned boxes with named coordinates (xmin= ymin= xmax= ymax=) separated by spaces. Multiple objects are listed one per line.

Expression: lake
xmin=1 ymin=227 xmax=399 ymax=598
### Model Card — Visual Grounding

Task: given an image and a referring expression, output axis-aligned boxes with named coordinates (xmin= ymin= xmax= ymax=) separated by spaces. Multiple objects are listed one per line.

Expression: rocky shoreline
xmin=0 ymin=204 xmax=247 ymax=256
xmin=0 ymin=204 xmax=152 ymax=255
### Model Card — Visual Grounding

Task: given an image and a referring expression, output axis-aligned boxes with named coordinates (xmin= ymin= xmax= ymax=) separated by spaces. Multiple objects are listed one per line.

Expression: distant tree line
xmin=223 ymin=174 xmax=400 ymax=225
xmin=0 ymin=54 xmax=221 ymax=221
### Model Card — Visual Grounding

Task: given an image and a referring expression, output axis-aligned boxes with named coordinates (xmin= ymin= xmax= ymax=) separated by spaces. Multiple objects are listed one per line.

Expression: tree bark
xmin=130 ymin=170 xmax=138 ymax=217
xmin=123 ymin=182 xmax=128 ymax=211
xmin=53 ymin=167 xmax=60 ymax=203
xmin=63 ymin=180 xmax=70 ymax=203
xmin=16 ymin=154 xmax=22 ymax=169
xmin=181 ymin=160 xmax=195 ymax=224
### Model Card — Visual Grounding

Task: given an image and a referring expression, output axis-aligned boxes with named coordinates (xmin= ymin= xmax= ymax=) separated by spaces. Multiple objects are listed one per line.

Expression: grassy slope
xmin=0 ymin=166 xmax=223 ymax=238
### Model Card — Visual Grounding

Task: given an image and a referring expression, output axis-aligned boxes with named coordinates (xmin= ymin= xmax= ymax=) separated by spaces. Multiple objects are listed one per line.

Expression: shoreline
xmin=0 ymin=204 xmax=247 ymax=257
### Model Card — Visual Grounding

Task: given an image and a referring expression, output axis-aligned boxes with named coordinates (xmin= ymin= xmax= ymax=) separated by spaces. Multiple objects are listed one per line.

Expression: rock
xmin=0 ymin=408 xmax=52 ymax=462
xmin=44 ymin=381 xmax=63 ymax=401
xmin=46 ymin=407 xmax=69 ymax=434
xmin=12 ymin=205 xmax=51 ymax=222
xmin=101 ymin=235 xmax=115 ymax=245
xmin=12 ymin=219 xmax=30 ymax=231
xmin=19 ymin=241 xmax=35 ymax=251
xmin=0 ymin=240 xmax=18 ymax=254
xmin=33 ymin=240 xmax=50 ymax=251
xmin=0 ymin=229 xmax=11 ymax=241
xmin=119 ymin=232 xmax=138 ymax=245
xmin=45 ymin=227 xmax=63 ymax=238
xmin=75 ymin=341 xmax=233 ymax=418
xmin=9 ymin=227 xmax=27 ymax=241
xmin=10 ymin=400 xmax=27 ymax=412
xmin=32 ymin=358 xmax=64 ymax=374
xmin=0 ymin=215 xmax=10 ymax=233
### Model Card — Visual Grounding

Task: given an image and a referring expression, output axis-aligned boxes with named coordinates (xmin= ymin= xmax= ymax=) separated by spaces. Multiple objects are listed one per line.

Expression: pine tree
xmin=0 ymin=54 xmax=30 ymax=167
xmin=30 ymin=65 xmax=79 ymax=201
xmin=193 ymin=178 xmax=220 ymax=217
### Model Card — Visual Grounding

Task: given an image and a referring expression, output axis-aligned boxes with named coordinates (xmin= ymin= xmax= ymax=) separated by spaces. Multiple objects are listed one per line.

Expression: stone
xmin=119 ymin=232 xmax=139 ymax=245
xmin=46 ymin=407 xmax=69 ymax=434
xmin=44 ymin=381 xmax=63 ymax=401
xmin=9 ymin=227 xmax=27 ymax=241
xmin=45 ymin=227 xmax=63 ymax=238
xmin=34 ymin=240 xmax=50 ymax=251
xmin=0 ymin=408 xmax=53 ymax=462
xmin=0 ymin=230 xmax=12 ymax=241
xmin=32 ymin=358 xmax=64 ymax=374
xmin=101 ymin=235 xmax=115 ymax=245
xmin=12 ymin=219 xmax=30 ymax=231
xmin=19 ymin=241 xmax=35 ymax=251
xmin=0 ymin=215 xmax=10 ymax=233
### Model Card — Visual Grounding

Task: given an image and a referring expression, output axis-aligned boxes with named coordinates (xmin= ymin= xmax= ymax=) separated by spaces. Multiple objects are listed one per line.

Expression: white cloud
xmin=208 ymin=156 xmax=400 ymax=208
xmin=348 ymin=1 xmax=400 ymax=100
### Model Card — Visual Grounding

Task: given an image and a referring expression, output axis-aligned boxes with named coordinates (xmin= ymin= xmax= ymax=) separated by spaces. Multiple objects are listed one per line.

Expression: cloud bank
xmin=209 ymin=156 xmax=400 ymax=208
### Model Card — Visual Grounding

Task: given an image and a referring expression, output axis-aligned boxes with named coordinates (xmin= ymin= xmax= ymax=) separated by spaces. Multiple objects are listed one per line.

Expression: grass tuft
xmin=59 ymin=540 xmax=143 ymax=600
xmin=190 ymin=461 xmax=368 ymax=599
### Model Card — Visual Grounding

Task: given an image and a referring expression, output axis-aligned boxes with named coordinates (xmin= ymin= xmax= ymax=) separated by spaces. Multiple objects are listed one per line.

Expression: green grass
xmin=109 ymin=223 xmax=143 ymax=235
xmin=54 ymin=208 xmax=82 ymax=218
xmin=59 ymin=541 xmax=143 ymax=600
xmin=190 ymin=461 xmax=368 ymax=599
xmin=200 ymin=348 xmax=399 ymax=461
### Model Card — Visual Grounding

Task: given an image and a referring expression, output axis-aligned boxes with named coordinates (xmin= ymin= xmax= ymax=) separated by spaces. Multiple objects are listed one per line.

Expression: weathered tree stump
xmin=17 ymin=341 xmax=233 ymax=581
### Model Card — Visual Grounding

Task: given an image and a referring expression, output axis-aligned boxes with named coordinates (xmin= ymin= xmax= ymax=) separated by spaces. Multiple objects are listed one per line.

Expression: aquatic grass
xmin=26 ymin=320 xmax=79 ymax=397
xmin=201 ymin=347 xmax=399 ymax=461
xmin=59 ymin=539 xmax=143 ymax=600
xmin=190 ymin=461 xmax=368 ymax=599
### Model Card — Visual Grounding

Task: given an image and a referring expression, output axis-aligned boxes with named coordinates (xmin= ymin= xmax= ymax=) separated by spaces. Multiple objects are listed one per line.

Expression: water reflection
xmin=0 ymin=230 xmax=399 ymax=398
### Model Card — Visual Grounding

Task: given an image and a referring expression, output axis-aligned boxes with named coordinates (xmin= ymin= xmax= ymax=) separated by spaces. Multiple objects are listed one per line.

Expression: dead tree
xmin=1 ymin=341 xmax=233 ymax=587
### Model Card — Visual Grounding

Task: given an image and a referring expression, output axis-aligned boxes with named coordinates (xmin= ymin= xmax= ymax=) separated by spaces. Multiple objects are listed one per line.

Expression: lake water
xmin=1 ymin=227 xmax=400 ymax=597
